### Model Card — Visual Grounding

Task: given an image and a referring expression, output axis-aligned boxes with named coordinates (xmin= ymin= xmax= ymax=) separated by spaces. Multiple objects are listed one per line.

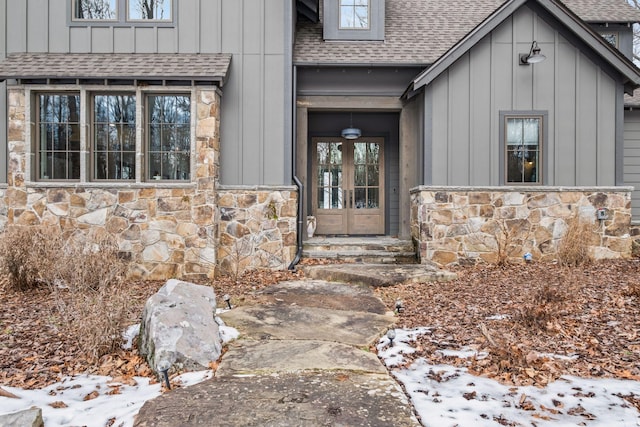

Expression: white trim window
xmin=505 ymin=116 xmax=542 ymax=184
xmin=339 ymin=0 xmax=369 ymax=29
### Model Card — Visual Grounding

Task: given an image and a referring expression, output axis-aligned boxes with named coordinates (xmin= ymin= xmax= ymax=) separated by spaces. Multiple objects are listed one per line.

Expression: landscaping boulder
xmin=139 ymin=280 xmax=221 ymax=374
xmin=0 ymin=407 xmax=44 ymax=427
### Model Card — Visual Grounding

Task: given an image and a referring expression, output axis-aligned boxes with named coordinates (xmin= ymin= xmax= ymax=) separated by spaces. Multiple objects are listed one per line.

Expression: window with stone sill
xmin=71 ymin=0 xmax=173 ymax=24
xmin=504 ymin=115 xmax=543 ymax=184
xmin=35 ymin=90 xmax=191 ymax=182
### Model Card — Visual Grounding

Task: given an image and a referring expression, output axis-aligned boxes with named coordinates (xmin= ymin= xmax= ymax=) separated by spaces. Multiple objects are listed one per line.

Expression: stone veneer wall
xmin=411 ymin=186 xmax=633 ymax=266
xmin=1 ymin=87 xmax=223 ymax=280
xmin=216 ymin=186 xmax=298 ymax=277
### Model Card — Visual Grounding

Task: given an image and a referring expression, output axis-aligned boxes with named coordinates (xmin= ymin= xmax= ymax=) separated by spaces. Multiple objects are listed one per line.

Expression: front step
xmin=302 ymin=236 xmax=417 ymax=264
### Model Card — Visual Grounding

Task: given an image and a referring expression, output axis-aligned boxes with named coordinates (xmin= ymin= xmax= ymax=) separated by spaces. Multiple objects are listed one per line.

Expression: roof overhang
xmin=0 ymin=53 xmax=232 ymax=87
xmin=406 ymin=0 xmax=640 ymax=98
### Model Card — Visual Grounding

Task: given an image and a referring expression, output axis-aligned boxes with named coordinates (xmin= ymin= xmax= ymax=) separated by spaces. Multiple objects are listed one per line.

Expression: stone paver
xmin=217 ymin=340 xmax=387 ymax=376
xmin=303 ymin=263 xmax=457 ymax=287
xmin=135 ymin=372 xmax=417 ymax=427
xmin=219 ymin=304 xmax=394 ymax=347
xmin=135 ymin=275 xmax=422 ymax=426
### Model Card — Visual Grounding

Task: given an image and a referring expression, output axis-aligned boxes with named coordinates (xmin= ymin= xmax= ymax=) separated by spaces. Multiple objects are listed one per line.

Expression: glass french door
xmin=312 ymin=137 xmax=384 ymax=235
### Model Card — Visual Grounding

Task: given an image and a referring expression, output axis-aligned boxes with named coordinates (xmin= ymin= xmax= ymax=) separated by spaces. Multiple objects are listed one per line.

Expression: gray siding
xmin=427 ymin=5 xmax=619 ymax=187
xmin=625 ymin=109 xmax=640 ymax=222
xmin=1 ymin=0 xmax=292 ymax=185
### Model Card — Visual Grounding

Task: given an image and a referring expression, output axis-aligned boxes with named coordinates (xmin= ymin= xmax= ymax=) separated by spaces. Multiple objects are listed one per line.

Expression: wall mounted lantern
xmin=519 ymin=41 xmax=546 ymax=65
xmin=341 ymin=112 xmax=362 ymax=139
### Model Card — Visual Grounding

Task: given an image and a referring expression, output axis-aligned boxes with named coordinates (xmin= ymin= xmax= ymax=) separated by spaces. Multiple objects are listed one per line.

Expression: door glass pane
xmin=354 ymin=188 xmax=366 ymax=209
xmin=367 ymin=165 xmax=379 ymax=186
xmin=317 ymin=142 xmax=343 ymax=209
xmin=354 ymin=142 xmax=366 ymax=165
xmin=354 ymin=165 xmax=366 ymax=186
xmin=368 ymin=188 xmax=379 ymax=209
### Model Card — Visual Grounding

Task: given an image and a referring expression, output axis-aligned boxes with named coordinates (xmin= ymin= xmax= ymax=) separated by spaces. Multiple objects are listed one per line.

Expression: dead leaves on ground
xmin=375 ymin=260 xmax=640 ymax=387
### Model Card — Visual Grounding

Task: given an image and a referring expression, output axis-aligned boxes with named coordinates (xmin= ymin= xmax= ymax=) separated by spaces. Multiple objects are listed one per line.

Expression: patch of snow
xmin=435 ymin=347 xmax=489 ymax=360
xmin=122 ymin=324 xmax=140 ymax=350
xmin=539 ymin=352 xmax=579 ymax=361
xmin=214 ymin=316 xmax=239 ymax=344
xmin=379 ymin=328 xmax=640 ymax=427
xmin=0 ymin=370 xmax=213 ymax=427
xmin=485 ymin=314 xmax=510 ymax=320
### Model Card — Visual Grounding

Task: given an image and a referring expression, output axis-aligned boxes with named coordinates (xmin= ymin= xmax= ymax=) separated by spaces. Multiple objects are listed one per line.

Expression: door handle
xmin=343 ymin=189 xmax=348 ymax=209
xmin=350 ymin=190 xmax=354 ymax=209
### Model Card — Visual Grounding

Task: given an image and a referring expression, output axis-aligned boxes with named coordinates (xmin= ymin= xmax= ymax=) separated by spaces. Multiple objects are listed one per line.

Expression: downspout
xmin=288 ymin=65 xmax=304 ymax=270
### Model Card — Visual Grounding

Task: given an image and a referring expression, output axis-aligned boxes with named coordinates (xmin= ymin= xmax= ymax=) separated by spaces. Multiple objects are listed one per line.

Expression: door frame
xmin=296 ymin=98 xmax=416 ymax=240
xmin=311 ymin=137 xmax=385 ymax=235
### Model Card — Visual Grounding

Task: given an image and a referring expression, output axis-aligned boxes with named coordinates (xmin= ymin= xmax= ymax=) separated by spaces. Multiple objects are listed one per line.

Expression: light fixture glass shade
xmin=519 ymin=41 xmax=546 ymax=65
xmin=341 ymin=127 xmax=362 ymax=139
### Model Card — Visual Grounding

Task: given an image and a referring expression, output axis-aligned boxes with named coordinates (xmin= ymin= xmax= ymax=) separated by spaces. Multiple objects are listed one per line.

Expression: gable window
xmin=340 ymin=0 xmax=369 ymax=29
xmin=505 ymin=116 xmax=542 ymax=184
xmin=72 ymin=0 xmax=173 ymax=23
xmin=37 ymin=94 xmax=81 ymax=180
xmin=147 ymin=95 xmax=191 ymax=181
xmin=93 ymin=94 xmax=136 ymax=180
xmin=323 ymin=0 xmax=384 ymax=41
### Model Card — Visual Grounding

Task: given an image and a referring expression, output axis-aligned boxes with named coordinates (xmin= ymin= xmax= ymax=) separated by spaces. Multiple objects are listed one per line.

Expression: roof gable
xmin=408 ymin=0 xmax=640 ymax=96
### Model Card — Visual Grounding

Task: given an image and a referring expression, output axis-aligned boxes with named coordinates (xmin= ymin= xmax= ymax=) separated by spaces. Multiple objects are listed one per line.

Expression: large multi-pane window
xmin=93 ymin=94 xmax=136 ymax=180
xmin=505 ymin=116 xmax=542 ymax=184
xmin=73 ymin=0 xmax=172 ymax=22
xmin=148 ymin=95 xmax=191 ymax=181
xmin=38 ymin=94 xmax=81 ymax=180
xmin=36 ymin=91 xmax=191 ymax=182
xmin=339 ymin=0 xmax=369 ymax=29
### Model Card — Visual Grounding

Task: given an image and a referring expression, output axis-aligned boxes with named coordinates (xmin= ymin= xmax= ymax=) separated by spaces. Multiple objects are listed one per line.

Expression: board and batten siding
xmin=624 ymin=110 xmax=640 ymax=222
xmin=0 ymin=0 xmax=292 ymax=185
xmin=426 ymin=5 xmax=620 ymax=187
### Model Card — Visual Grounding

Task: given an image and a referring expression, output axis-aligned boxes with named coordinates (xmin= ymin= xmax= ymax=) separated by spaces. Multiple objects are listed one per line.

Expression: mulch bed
xmin=1 ymin=259 xmax=639 ymax=391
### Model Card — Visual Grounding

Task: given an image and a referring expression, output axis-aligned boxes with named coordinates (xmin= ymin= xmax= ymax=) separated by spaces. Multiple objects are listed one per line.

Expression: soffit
xmin=0 ymin=53 xmax=232 ymax=86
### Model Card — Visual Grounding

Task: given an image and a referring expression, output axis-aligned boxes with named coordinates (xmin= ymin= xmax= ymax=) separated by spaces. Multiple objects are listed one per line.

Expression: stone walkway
xmin=134 ymin=277 xmax=421 ymax=426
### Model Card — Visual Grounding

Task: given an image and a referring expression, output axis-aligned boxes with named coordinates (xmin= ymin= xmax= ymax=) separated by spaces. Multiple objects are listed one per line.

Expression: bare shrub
xmin=557 ymin=216 xmax=592 ymax=267
xmin=52 ymin=231 xmax=131 ymax=361
xmin=515 ymin=284 xmax=566 ymax=330
xmin=2 ymin=225 xmax=133 ymax=361
xmin=0 ymin=226 xmax=62 ymax=290
xmin=481 ymin=219 xmax=532 ymax=266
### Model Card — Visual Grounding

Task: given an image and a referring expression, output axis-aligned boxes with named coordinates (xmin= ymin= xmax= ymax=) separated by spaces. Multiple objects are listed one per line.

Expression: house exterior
xmin=1 ymin=0 xmax=640 ymax=279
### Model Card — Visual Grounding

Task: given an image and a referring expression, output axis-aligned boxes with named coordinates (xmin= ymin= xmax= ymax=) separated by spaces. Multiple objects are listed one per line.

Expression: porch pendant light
xmin=341 ymin=113 xmax=362 ymax=140
xmin=519 ymin=41 xmax=546 ymax=65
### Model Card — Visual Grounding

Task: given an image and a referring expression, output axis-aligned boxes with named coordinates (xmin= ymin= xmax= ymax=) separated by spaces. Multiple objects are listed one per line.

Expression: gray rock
xmin=139 ymin=279 xmax=221 ymax=374
xmin=0 ymin=407 xmax=44 ymax=427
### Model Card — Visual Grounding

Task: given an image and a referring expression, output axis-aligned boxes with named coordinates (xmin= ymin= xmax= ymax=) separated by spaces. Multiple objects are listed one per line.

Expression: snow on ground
xmin=0 ymin=321 xmax=238 ymax=427
xmin=378 ymin=328 xmax=640 ymax=427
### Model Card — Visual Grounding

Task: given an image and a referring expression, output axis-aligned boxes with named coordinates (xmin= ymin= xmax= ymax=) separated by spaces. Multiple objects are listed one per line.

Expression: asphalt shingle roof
xmin=561 ymin=0 xmax=640 ymax=22
xmin=294 ymin=0 xmax=640 ymax=65
xmin=0 ymin=53 xmax=232 ymax=85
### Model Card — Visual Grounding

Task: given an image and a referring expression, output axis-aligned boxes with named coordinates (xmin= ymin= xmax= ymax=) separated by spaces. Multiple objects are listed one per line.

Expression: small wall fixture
xmin=519 ymin=41 xmax=546 ymax=65
xmin=341 ymin=112 xmax=362 ymax=140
